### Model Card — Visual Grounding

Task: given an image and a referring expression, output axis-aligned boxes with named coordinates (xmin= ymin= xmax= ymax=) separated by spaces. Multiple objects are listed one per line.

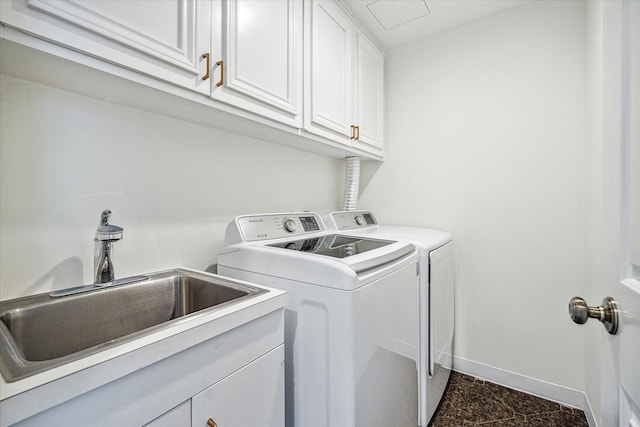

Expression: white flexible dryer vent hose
xmin=343 ymin=156 xmax=361 ymax=211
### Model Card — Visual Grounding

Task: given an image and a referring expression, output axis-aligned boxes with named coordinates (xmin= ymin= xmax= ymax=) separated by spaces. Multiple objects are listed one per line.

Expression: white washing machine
xmin=325 ymin=210 xmax=454 ymax=427
xmin=217 ymin=212 xmax=420 ymax=427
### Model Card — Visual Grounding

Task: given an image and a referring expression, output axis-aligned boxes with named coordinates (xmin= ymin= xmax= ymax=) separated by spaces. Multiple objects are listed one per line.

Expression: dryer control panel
xmin=328 ymin=210 xmax=378 ymax=231
xmin=237 ymin=212 xmax=326 ymax=241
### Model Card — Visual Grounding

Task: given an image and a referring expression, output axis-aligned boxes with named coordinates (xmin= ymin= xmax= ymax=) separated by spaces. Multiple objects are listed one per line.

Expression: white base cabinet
xmin=146 ymin=346 xmax=285 ymax=427
xmin=6 ymin=310 xmax=284 ymax=427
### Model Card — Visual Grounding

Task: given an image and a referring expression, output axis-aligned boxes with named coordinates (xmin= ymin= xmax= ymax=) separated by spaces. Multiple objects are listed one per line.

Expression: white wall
xmin=360 ymin=0 xmax=588 ymax=394
xmin=0 ymin=74 xmax=343 ymax=299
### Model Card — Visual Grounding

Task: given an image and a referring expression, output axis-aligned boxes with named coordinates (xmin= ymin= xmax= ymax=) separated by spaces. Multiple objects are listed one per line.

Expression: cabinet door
xmin=192 ymin=345 xmax=285 ymax=427
xmin=0 ymin=0 xmax=211 ymax=94
xmin=354 ymin=31 xmax=384 ymax=155
xmin=145 ymin=401 xmax=191 ymax=427
xmin=211 ymin=0 xmax=302 ymax=127
xmin=304 ymin=0 xmax=354 ymax=143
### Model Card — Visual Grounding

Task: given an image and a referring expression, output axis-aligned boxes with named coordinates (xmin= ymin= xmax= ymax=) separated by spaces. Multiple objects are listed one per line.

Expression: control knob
xmin=354 ymin=215 xmax=366 ymax=226
xmin=283 ymin=218 xmax=297 ymax=233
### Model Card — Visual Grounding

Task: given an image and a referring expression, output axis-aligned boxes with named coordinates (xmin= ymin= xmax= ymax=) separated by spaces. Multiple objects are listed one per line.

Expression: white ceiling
xmin=342 ymin=0 xmax=531 ymax=50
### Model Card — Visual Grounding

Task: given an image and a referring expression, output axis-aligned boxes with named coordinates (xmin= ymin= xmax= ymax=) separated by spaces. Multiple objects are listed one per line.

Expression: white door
xmin=594 ymin=1 xmax=640 ymax=425
xmin=613 ymin=0 xmax=640 ymax=424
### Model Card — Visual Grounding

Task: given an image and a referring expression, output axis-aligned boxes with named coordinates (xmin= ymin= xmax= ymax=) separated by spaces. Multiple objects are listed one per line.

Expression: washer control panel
xmin=237 ymin=212 xmax=325 ymax=241
xmin=328 ymin=211 xmax=378 ymax=231
xmin=283 ymin=218 xmax=297 ymax=233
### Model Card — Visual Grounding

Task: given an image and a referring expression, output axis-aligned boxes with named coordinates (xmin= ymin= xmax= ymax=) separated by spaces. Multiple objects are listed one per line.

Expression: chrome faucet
xmin=94 ymin=209 xmax=123 ymax=285
xmin=49 ymin=211 xmax=146 ymax=297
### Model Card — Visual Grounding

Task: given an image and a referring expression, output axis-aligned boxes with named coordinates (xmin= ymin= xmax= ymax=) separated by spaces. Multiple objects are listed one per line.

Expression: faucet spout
xmin=94 ymin=209 xmax=123 ymax=284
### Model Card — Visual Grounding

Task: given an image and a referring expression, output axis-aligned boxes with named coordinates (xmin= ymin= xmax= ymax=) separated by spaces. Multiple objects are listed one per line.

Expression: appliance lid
xmin=265 ymin=234 xmax=416 ymax=273
xmin=268 ymin=234 xmax=393 ymax=259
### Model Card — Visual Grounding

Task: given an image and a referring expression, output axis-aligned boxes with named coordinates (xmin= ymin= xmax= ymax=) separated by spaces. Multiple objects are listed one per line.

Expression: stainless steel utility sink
xmin=0 ymin=269 xmax=266 ymax=382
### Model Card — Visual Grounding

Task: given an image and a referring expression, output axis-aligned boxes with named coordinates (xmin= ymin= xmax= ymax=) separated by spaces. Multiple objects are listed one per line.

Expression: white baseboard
xmin=452 ymin=355 xmax=596 ymax=426
xmin=583 ymin=393 xmax=598 ymax=427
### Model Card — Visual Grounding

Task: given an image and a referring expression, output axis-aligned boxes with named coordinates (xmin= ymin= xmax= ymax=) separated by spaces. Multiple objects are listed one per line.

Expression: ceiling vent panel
xmin=366 ymin=0 xmax=431 ymax=30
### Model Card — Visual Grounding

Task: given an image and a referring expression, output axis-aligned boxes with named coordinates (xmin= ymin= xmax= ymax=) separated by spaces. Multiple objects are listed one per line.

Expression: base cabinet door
xmin=145 ymin=401 xmax=191 ymax=427
xmin=192 ymin=345 xmax=285 ymax=427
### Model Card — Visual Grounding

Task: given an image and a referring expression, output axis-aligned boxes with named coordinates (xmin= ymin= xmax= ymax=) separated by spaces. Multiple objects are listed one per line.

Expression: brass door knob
xmin=207 ymin=418 xmax=218 ymax=427
xmin=568 ymin=296 xmax=618 ymax=334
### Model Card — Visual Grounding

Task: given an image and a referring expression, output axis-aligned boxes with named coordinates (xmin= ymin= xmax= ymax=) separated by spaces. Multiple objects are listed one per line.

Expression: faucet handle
xmin=96 ymin=209 xmax=123 ymax=241
xmin=100 ymin=209 xmax=112 ymax=226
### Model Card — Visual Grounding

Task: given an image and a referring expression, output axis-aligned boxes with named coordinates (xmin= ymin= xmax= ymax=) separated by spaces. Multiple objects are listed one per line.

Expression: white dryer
xmin=217 ymin=212 xmax=420 ymax=427
xmin=325 ymin=210 xmax=454 ymax=427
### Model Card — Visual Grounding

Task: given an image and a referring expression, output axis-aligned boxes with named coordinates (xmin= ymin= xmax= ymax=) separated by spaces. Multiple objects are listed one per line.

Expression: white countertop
xmin=0 ymin=268 xmax=286 ymax=422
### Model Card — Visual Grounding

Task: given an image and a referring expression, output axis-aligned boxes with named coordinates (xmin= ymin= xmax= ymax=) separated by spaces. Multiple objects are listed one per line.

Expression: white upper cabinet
xmin=1 ymin=0 xmax=383 ymax=158
xmin=304 ymin=0 xmax=385 ymax=156
xmin=210 ymin=0 xmax=303 ymax=128
xmin=0 ymin=0 xmax=212 ymax=94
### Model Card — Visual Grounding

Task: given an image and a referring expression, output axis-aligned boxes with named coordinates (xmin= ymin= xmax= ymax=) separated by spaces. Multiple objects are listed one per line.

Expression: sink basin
xmin=0 ymin=269 xmax=266 ymax=382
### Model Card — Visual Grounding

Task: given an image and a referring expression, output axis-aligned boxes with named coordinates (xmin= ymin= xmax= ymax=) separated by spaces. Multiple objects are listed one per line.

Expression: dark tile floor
xmin=430 ymin=372 xmax=589 ymax=426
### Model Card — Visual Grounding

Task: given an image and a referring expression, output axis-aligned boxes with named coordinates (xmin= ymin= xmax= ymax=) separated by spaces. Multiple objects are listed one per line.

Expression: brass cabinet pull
xmin=350 ymin=125 xmax=360 ymax=140
xmin=201 ymin=53 xmax=211 ymax=81
xmin=207 ymin=418 xmax=218 ymax=427
xmin=216 ymin=60 xmax=224 ymax=87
